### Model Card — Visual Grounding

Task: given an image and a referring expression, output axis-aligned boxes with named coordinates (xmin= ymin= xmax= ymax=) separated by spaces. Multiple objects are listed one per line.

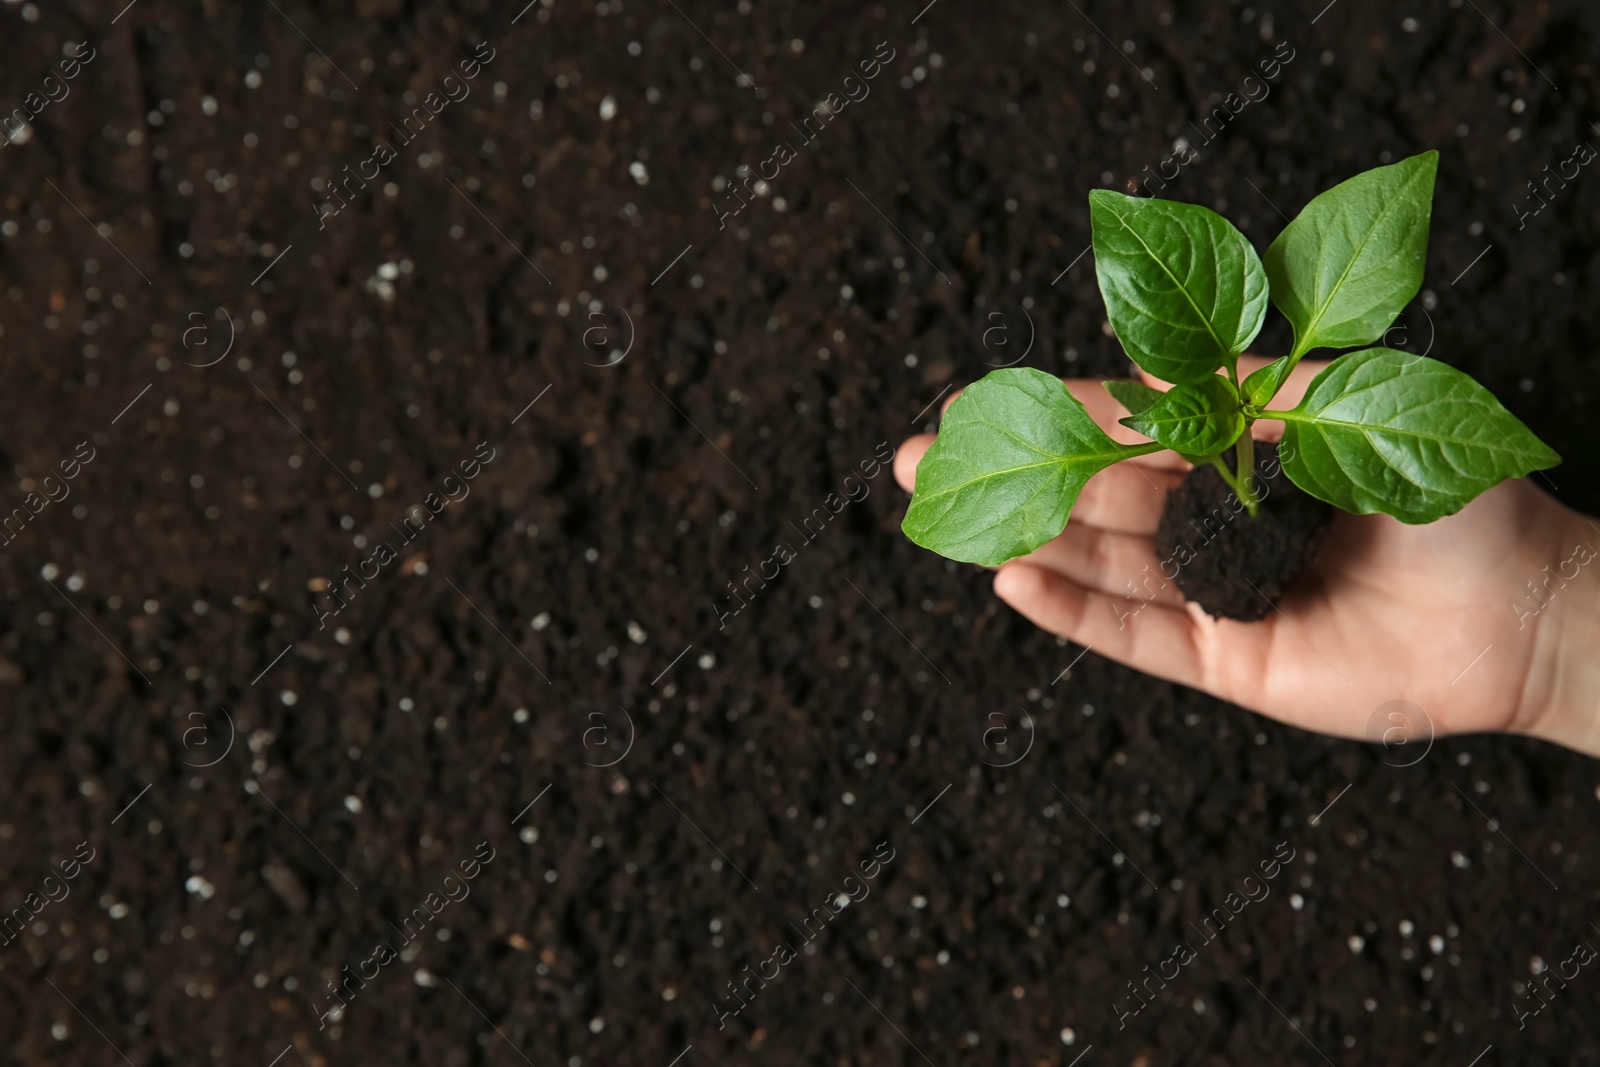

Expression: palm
xmin=895 ymin=364 xmax=1580 ymax=747
xmin=1193 ymin=484 xmax=1566 ymax=742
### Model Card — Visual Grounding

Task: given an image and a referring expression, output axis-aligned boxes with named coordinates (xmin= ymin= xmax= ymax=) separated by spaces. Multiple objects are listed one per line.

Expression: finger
xmin=993 ymin=562 xmax=1215 ymax=690
xmin=1071 ymin=461 xmax=1183 ymax=534
xmin=893 ymin=434 xmax=935 ymax=492
xmin=1134 ymin=367 xmax=1175 ymax=394
xmin=1021 ymin=523 xmax=1187 ymax=606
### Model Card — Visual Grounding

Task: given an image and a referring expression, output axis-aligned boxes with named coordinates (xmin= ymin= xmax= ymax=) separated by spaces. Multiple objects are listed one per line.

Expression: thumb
xmin=1134 ymin=365 xmax=1173 ymax=393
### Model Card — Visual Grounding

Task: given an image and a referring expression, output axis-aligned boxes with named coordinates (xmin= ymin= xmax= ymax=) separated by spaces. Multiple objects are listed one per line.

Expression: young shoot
xmin=903 ymin=151 xmax=1560 ymax=566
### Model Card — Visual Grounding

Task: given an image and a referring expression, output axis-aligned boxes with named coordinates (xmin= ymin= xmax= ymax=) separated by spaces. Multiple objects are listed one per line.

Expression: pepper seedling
xmin=903 ymin=151 xmax=1560 ymax=566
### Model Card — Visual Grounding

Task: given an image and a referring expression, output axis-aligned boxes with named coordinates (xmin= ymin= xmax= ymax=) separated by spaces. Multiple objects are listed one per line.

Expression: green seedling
xmin=903 ymin=151 xmax=1560 ymax=566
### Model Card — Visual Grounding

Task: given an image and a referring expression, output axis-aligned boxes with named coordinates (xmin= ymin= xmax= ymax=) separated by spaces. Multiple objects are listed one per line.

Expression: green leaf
xmin=1274 ymin=348 xmax=1561 ymax=523
xmin=1089 ymin=190 xmax=1268 ymax=384
xmin=1101 ymin=379 xmax=1165 ymax=416
xmin=1103 ymin=380 xmax=1215 ymax=465
xmin=1120 ymin=375 xmax=1245 ymax=456
xmin=903 ymin=368 xmax=1161 ymax=565
xmin=1241 ymin=356 xmax=1293 ymax=408
xmin=1266 ymin=151 xmax=1438 ymax=358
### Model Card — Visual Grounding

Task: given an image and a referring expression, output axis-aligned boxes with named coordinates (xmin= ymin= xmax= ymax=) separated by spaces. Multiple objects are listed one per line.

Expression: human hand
xmin=895 ymin=358 xmax=1600 ymax=758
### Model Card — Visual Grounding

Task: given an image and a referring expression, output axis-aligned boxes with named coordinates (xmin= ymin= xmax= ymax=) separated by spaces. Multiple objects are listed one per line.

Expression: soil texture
xmin=1 ymin=1 xmax=1599 ymax=1066
xmin=1156 ymin=443 xmax=1334 ymax=621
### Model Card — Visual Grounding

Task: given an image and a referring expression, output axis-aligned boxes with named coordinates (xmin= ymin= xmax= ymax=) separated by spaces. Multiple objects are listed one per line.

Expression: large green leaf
xmin=1089 ymin=190 xmax=1268 ymax=384
xmin=1266 ymin=152 xmax=1438 ymax=359
xmin=1274 ymin=348 xmax=1560 ymax=523
xmin=1120 ymin=375 xmax=1244 ymax=456
xmin=904 ymin=368 xmax=1161 ymax=565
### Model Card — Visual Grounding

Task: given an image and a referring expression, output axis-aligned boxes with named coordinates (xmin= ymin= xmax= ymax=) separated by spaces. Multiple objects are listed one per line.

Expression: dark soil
xmin=2 ymin=1 xmax=1600 ymax=1066
xmin=1157 ymin=443 xmax=1334 ymax=621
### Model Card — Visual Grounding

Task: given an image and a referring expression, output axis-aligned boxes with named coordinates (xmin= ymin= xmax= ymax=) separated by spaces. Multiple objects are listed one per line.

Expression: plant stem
xmin=1234 ymin=432 xmax=1259 ymax=516
xmin=1205 ymin=454 xmax=1240 ymax=495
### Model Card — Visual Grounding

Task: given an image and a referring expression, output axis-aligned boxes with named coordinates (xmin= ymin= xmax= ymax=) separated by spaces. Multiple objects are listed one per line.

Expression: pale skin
xmin=895 ymin=356 xmax=1600 ymax=759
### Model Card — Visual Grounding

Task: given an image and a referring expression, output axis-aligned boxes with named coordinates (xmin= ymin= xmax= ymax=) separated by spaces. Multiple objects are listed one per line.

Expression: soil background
xmin=1 ymin=0 xmax=1598 ymax=1064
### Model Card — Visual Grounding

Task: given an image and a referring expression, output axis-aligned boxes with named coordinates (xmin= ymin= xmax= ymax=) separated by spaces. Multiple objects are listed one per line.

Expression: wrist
xmin=1521 ymin=512 xmax=1600 ymax=758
